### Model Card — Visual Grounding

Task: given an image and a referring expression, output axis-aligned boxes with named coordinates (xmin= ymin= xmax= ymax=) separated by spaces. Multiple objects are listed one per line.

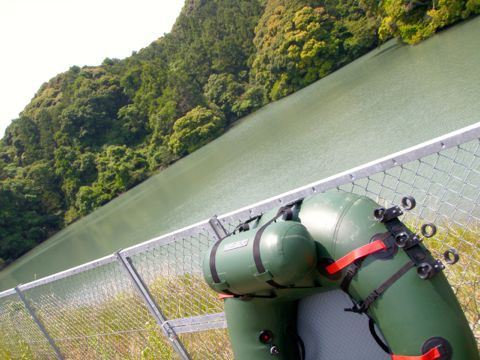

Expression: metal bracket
xmin=209 ymin=215 xmax=229 ymax=239
xmin=115 ymin=252 xmax=191 ymax=360
xmin=378 ymin=203 xmax=445 ymax=280
xmin=15 ymin=287 xmax=64 ymax=360
xmin=374 ymin=205 xmax=404 ymax=223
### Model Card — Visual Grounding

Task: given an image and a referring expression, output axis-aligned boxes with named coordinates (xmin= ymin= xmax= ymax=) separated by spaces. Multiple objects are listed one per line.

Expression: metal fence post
xmin=209 ymin=215 xmax=229 ymax=239
xmin=115 ymin=251 xmax=191 ymax=360
xmin=14 ymin=287 xmax=64 ymax=360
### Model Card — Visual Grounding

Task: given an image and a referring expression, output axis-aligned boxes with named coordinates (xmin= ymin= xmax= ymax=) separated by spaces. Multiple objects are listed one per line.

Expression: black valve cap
xmin=259 ymin=330 xmax=274 ymax=344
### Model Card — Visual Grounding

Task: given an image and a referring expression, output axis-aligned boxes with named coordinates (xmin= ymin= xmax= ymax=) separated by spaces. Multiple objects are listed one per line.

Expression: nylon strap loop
xmin=391 ymin=346 xmax=441 ymax=360
xmin=252 ymin=199 xmax=303 ymax=289
xmin=253 ymin=206 xmax=290 ymax=289
xmin=326 ymin=240 xmax=387 ymax=275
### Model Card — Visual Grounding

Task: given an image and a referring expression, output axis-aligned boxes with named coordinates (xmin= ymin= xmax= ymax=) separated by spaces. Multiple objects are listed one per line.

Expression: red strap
xmin=391 ymin=347 xmax=441 ymax=360
xmin=218 ymin=293 xmax=234 ymax=300
xmin=326 ymin=240 xmax=387 ymax=274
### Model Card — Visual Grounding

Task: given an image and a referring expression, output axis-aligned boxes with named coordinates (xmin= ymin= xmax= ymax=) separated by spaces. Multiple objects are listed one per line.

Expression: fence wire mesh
xmin=0 ymin=124 xmax=478 ymax=359
xmin=127 ymin=227 xmax=223 ymax=321
xmin=17 ymin=259 xmax=179 ymax=359
xmin=0 ymin=292 xmax=57 ymax=359
xmin=178 ymin=329 xmax=233 ymax=359
xmin=338 ymin=139 xmax=480 ymax=341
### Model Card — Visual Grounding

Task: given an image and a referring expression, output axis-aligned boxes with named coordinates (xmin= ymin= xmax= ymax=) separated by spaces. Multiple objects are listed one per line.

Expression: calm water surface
xmin=1 ymin=18 xmax=479 ymax=290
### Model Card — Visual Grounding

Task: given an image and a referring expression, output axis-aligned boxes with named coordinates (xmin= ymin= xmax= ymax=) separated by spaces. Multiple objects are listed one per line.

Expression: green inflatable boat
xmin=203 ymin=192 xmax=479 ymax=360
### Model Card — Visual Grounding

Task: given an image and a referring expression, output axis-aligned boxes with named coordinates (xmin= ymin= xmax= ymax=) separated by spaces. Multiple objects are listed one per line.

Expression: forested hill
xmin=0 ymin=0 xmax=478 ymax=267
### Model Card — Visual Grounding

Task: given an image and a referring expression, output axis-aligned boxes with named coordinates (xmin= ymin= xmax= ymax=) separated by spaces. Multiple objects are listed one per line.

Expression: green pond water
xmin=1 ymin=18 xmax=479 ymax=291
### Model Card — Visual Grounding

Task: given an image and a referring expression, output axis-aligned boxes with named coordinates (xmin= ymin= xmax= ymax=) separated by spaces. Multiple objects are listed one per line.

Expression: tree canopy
xmin=0 ymin=0 xmax=477 ymax=266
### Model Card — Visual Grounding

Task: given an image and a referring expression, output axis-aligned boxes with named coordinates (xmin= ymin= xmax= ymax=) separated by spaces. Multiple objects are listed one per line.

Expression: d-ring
xmin=401 ymin=196 xmax=416 ymax=210
xmin=443 ymin=248 xmax=459 ymax=265
xmin=421 ymin=223 xmax=437 ymax=238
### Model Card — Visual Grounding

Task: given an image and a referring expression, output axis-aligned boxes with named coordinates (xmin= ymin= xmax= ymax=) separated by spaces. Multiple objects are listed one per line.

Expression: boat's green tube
xmin=203 ymin=192 xmax=479 ymax=360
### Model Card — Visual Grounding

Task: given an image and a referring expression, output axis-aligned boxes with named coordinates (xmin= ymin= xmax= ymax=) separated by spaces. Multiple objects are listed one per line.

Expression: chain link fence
xmin=0 ymin=123 xmax=479 ymax=359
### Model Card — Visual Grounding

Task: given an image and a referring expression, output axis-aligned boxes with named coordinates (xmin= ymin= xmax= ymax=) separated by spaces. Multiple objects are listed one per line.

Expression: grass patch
xmin=1 ymin=225 xmax=477 ymax=358
xmin=0 ymin=274 xmax=230 ymax=359
xmin=425 ymin=223 xmax=480 ymax=343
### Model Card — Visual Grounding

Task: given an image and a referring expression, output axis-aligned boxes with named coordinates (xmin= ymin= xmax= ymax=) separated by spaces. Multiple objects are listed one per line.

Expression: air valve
xmin=259 ymin=330 xmax=280 ymax=356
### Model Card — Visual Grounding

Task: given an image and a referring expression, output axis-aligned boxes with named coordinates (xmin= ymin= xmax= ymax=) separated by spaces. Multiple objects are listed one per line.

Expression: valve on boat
xmin=259 ymin=330 xmax=274 ymax=344
xmin=269 ymin=345 xmax=280 ymax=356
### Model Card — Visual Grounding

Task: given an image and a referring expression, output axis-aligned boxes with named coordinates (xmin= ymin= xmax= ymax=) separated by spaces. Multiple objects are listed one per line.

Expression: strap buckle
xmin=344 ymin=301 xmax=367 ymax=314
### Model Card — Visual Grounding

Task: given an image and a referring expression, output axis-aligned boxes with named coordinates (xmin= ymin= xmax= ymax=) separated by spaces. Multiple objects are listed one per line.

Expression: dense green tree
xmin=231 ymin=85 xmax=266 ymax=117
xmin=168 ymin=106 xmax=225 ymax=156
xmin=74 ymin=145 xmax=148 ymax=215
xmin=379 ymin=0 xmax=480 ymax=44
xmin=204 ymin=73 xmax=246 ymax=121
xmin=0 ymin=0 xmax=477 ymax=263
xmin=251 ymin=0 xmax=380 ymax=100
xmin=0 ymin=178 xmax=60 ymax=262
xmin=54 ymin=146 xmax=97 ymax=222
xmin=2 ymin=117 xmax=41 ymax=165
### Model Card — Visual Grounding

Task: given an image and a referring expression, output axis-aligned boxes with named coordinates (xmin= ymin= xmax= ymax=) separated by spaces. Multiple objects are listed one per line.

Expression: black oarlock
xmin=401 ymin=196 xmax=416 ymax=211
xmin=421 ymin=223 xmax=437 ymax=238
xmin=443 ymin=248 xmax=460 ymax=265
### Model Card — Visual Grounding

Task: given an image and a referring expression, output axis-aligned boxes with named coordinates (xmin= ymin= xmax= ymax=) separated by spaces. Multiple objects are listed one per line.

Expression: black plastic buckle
xmin=344 ymin=301 xmax=367 ymax=314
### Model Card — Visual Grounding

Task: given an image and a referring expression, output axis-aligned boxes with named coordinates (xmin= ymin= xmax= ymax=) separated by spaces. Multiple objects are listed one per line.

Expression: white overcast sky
xmin=0 ymin=0 xmax=184 ymax=136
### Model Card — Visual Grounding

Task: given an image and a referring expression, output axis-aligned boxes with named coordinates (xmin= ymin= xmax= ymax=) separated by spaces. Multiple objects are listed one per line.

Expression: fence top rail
xmin=0 ymin=122 xmax=478 ymax=298
xmin=121 ymin=218 xmax=213 ymax=257
xmin=0 ymin=288 xmax=16 ymax=298
xmin=14 ymin=254 xmax=117 ymax=292
xmin=218 ymin=121 xmax=480 ymax=221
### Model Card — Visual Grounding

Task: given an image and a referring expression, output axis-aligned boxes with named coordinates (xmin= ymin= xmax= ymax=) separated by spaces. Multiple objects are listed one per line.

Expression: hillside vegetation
xmin=0 ymin=0 xmax=478 ymax=266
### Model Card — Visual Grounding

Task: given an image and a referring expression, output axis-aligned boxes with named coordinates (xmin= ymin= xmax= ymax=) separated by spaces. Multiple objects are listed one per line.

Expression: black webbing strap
xmin=368 ymin=317 xmax=391 ymax=354
xmin=208 ymin=222 xmax=240 ymax=296
xmin=209 ymin=237 xmax=224 ymax=284
xmin=231 ymin=215 xmax=262 ymax=234
xmin=209 ymin=214 xmax=259 ymax=286
xmin=252 ymin=200 xmax=301 ymax=289
xmin=340 ymin=259 xmax=365 ymax=292
xmin=346 ymin=260 xmax=414 ymax=313
xmin=253 ymin=206 xmax=291 ymax=289
xmin=209 ymin=240 xmax=240 ymax=296
xmin=209 ymin=200 xmax=301 ymax=293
